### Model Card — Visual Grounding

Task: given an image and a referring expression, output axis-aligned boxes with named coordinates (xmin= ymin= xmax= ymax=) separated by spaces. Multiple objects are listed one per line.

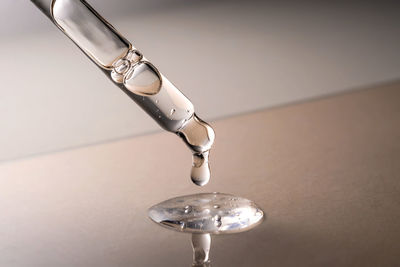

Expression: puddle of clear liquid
xmin=148 ymin=193 xmax=264 ymax=234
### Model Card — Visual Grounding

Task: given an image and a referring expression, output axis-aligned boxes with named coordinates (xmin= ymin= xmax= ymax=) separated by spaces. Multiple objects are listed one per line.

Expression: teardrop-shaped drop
xmin=124 ymin=61 xmax=161 ymax=96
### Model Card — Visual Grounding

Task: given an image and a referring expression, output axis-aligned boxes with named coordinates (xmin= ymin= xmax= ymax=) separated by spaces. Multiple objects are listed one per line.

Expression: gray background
xmin=1 ymin=0 xmax=400 ymax=161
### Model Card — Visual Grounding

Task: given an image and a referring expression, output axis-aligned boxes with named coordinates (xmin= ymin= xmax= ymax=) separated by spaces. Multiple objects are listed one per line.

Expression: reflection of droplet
xmin=155 ymin=99 xmax=159 ymax=104
xmin=180 ymin=221 xmax=186 ymax=230
xmin=170 ymin=108 xmax=176 ymax=116
xmin=213 ymin=205 xmax=220 ymax=209
xmin=192 ymin=233 xmax=211 ymax=266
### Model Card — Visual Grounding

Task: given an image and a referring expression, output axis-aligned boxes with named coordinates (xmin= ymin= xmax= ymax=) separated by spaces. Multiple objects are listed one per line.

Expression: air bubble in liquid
xmin=213 ymin=215 xmax=222 ymax=227
xmin=184 ymin=205 xmax=192 ymax=214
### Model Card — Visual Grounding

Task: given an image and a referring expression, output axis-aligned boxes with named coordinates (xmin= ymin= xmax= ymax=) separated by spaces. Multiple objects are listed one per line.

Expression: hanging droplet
xmin=190 ymin=152 xmax=210 ymax=186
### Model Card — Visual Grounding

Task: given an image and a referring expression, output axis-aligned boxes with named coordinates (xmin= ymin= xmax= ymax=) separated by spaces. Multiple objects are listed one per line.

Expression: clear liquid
xmin=109 ymin=50 xmax=215 ymax=186
xmin=148 ymin=193 xmax=264 ymax=234
xmin=48 ymin=0 xmax=215 ymax=186
xmin=178 ymin=115 xmax=215 ymax=186
xmin=52 ymin=0 xmax=130 ymax=68
xmin=124 ymin=61 xmax=161 ymax=96
xmin=191 ymin=233 xmax=211 ymax=266
xmin=190 ymin=152 xmax=210 ymax=186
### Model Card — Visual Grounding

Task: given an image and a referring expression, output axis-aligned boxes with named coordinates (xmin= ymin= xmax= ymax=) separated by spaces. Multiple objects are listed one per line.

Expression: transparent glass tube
xmin=31 ymin=0 xmax=215 ymax=185
xmin=31 ymin=0 xmax=197 ymax=133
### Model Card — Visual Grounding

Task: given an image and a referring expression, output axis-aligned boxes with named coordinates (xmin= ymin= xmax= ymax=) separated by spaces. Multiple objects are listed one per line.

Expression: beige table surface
xmin=1 ymin=83 xmax=399 ymax=267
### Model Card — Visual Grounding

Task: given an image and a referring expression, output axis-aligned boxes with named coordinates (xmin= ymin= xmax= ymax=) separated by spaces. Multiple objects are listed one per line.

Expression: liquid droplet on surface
xmin=124 ymin=61 xmax=161 ymax=96
xmin=202 ymin=208 xmax=210 ymax=215
xmin=148 ymin=193 xmax=265 ymax=234
xmin=170 ymin=108 xmax=176 ymax=116
xmin=184 ymin=205 xmax=192 ymax=214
